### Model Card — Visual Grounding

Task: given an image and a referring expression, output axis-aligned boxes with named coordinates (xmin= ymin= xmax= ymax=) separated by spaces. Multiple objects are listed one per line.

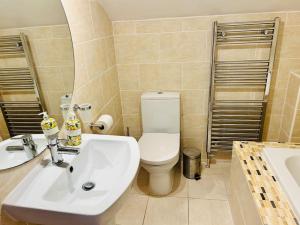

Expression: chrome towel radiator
xmin=0 ymin=33 xmax=46 ymax=137
xmin=206 ymin=18 xmax=280 ymax=166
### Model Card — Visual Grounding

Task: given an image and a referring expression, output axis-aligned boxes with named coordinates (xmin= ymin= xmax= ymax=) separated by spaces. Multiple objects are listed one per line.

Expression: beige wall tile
xmin=181 ymin=17 xmax=212 ymax=31
xmin=181 ymin=62 xmax=210 ymax=90
xmin=287 ymin=12 xmax=300 ymax=26
xmin=161 ymin=19 xmax=182 ymax=32
xmin=83 ymin=39 xmax=107 ymax=80
xmin=157 ymin=63 xmax=181 ymax=90
xmin=122 ymin=114 xmax=141 ymax=128
xmin=159 ymin=31 xmax=208 ymax=62
xmin=62 ymin=0 xmax=94 ymax=43
xmin=101 ymin=67 xmax=120 ymax=103
xmin=181 ymin=90 xmax=208 ymax=115
xmin=30 ymin=38 xmax=73 ymax=67
xmin=118 ymin=64 xmax=140 ymax=90
xmin=104 ymin=37 xmax=117 ymax=68
xmin=136 ymin=20 xmax=161 ymax=33
xmin=113 ymin=21 xmax=136 ymax=35
xmin=90 ymin=0 xmax=112 ymax=38
xmin=139 ymin=64 xmax=159 ymax=90
xmin=51 ymin=25 xmax=72 ymax=38
xmin=115 ymin=34 xmax=160 ymax=64
xmin=280 ymin=26 xmax=300 ymax=58
xmin=120 ymin=91 xmax=142 ymax=115
xmin=181 ymin=137 xmax=203 ymax=151
xmin=292 ymin=109 xmax=300 ymax=138
xmin=263 ymin=114 xmax=281 ymax=141
xmin=280 ymin=72 xmax=300 ymax=141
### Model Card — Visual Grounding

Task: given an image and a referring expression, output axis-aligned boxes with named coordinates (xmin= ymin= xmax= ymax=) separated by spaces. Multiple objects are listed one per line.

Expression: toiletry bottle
xmin=65 ymin=110 xmax=81 ymax=146
xmin=39 ymin=112 xmax=59 ymax=138
xmin=39 ymin=112 xmax=63 ymax=163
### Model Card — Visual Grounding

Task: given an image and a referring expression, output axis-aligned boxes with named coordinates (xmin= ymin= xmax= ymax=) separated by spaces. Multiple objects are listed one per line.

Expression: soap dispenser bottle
xmin=39 ymin=112 xmax=59 ymax=137
xmin=65 ymin=110 xmax=81 ymax=146
xmin=39 ymin=112 xmax=63 ymax=163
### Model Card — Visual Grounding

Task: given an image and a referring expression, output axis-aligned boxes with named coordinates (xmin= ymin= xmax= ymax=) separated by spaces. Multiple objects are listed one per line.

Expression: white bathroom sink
xmin=2 ymin=134 xmax=140 ymax=225
xmin=0 ymin=134 xmax=47 ymax=170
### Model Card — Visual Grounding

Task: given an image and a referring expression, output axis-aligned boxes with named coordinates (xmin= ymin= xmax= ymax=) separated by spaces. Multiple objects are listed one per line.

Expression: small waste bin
xmin=183 ymin=148 xmax=201 ymax=180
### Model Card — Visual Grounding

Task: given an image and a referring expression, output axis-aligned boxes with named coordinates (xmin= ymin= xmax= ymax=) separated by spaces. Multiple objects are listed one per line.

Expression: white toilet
xmin=138 ymin=92 xmax=180 ymax=196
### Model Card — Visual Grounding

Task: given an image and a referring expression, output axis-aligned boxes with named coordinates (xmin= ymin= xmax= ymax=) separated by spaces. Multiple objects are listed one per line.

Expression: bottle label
xmin=65 ymin=118 xmax=81 ymax=146
xmin=67 ymin=134 xmax=81 ymax=146
xmin=66 ymin=129 xmax=81 ymax=137
xmin=43 ymin=127 xmax=59 ymax=136
xmin=41 ymin=118 xmax=58 ymax=130
xmin=65 ymin=119 xmax=81 ymax=131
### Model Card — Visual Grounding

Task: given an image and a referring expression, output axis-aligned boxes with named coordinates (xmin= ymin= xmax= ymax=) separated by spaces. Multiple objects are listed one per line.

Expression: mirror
xmin=0 ymin=0 xmax=74 ymax=170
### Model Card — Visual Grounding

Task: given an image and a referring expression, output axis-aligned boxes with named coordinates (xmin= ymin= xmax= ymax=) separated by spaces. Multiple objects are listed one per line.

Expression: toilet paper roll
xmin=96 ymin=114 xmax=113 ymax=132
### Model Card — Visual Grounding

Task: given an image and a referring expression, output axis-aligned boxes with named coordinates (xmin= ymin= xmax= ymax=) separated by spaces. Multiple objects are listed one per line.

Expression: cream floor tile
xmin=201 ymin=162 xmax=231 ymax=176
xmin=202 ymin=162 xmax=231 ymax=194
xmin=188 ymin=174 xmax=228 ymax=200
xmin=189 ymin=199 xmax=212 ymax=225
xmin=169 ymin=166 xmax=189 ymax=198
xmin=189 ymin=199 xmax=234 ymax=225
xmin=115 ymin=194 xmax=148 ymax=225
xmin=210 ymin=200 xmax=234 ymax=225
xmin=130 ymin=167 xmax=150 ymax=195
xmin=143 ymin=197 xmax=188 ymax=225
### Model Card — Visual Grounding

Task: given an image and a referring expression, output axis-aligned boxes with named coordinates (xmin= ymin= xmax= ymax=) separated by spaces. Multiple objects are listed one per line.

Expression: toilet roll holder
xmin=90 ymin=122 xmax=105 ymax=130
xmin=72 ymin=104 xmax=107 ymax=130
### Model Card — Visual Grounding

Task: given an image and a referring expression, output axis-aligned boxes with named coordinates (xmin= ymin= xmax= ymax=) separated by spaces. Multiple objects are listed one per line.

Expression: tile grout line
xmin=187 ymin=170 xmax=190 ymax=225
xmin=141 ymin=196 xmax=149 ymax=225
xmin=187 ymin=196 xmax=190 ymax=225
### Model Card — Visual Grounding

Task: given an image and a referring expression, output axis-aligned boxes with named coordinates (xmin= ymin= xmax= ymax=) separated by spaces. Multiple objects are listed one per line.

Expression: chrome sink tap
xmin=47 ymin=138 xmax=80 ymax=165
xmin=6 ymin=134 xmax=37 ymax=157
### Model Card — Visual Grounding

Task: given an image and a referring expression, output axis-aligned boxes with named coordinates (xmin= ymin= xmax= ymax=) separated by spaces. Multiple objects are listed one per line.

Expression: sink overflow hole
xmin=82 ymin=182 xmax=96 ymax=191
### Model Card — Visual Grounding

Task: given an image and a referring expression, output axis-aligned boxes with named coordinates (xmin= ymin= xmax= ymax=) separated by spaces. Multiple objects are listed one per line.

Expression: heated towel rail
xmin=206 ymin=18 xmax=280 ymax=166
xmin=0 ymin=33 xmax=45 ymax=137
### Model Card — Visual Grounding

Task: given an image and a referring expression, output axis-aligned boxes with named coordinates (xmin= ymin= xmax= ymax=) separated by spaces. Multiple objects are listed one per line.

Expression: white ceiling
xmin=98 ymin=0 xmax=300 ymax=21
xmin=0 ymin=0 xmax=67 ymax=29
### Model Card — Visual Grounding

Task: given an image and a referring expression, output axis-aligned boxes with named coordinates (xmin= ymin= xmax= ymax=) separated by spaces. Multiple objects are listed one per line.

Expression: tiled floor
xmin=116 ymin=162 xmax=234 ymax=225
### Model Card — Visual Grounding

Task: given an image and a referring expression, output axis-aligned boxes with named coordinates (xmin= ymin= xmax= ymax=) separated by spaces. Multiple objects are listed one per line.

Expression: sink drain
xmin=82 ymin=182 xmax=95 ymax=191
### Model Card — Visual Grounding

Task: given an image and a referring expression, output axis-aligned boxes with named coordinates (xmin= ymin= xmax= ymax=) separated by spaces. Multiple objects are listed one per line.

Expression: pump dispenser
xmin=39 ymin=112 xmax=59 ymax=137
xmin=65 ymin=110 xmax=81 ymax=146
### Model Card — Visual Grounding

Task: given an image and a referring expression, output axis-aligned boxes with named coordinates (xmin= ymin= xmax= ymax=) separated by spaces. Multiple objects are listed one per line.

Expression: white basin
xmin=0 ymin=134 xmax=47 ymax=170
xmin=2 ymin=134 xmax=140 ymax=225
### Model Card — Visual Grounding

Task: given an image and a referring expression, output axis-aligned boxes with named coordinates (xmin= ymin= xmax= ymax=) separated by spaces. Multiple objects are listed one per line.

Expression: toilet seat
xmin=138 ymin=133 xmax=180 ymax=166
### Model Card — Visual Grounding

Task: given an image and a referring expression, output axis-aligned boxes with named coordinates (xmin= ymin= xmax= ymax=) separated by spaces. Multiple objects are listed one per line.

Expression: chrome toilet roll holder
xmin=90 ymin=122 xmax=105 ymax=130
xmin=72 ymin=104 xmax=108 ymax=130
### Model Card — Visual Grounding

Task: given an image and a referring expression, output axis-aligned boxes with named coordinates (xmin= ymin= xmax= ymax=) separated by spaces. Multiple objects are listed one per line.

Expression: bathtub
xmin=262 ymin=147 xmax=300 ymax=220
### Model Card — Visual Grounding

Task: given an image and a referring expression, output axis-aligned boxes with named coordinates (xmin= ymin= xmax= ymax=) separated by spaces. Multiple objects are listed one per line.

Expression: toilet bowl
xmin=139 ymin=133 xmax=180 ymax=195
xmin=138 ymin=92 xmax=180 ymax=196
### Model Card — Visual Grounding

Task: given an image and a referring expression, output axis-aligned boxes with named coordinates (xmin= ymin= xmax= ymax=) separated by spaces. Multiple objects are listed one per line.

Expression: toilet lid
xmin=138 ymin=133 xmax=180 ymax=165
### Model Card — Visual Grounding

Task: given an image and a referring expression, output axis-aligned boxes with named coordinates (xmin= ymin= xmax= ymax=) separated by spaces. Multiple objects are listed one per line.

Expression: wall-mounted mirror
xmin=0 ymin=0 xmax=74 ymax=170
